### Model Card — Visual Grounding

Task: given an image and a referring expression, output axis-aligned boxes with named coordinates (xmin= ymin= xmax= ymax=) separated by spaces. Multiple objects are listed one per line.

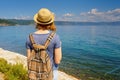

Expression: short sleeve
xmin=54 ymin=34 xmax=61 ymax=49
xmin=25 ymin=37 xmax=32 ymax=49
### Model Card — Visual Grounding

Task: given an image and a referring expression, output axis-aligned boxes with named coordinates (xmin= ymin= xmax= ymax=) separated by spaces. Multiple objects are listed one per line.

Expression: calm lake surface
xmin=0 ymin=24 xmax=120 ymax=79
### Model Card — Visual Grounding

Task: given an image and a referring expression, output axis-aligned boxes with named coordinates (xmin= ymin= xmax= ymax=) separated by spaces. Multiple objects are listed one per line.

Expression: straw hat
xmin=34 ymin=8 xmax=54 ymax=25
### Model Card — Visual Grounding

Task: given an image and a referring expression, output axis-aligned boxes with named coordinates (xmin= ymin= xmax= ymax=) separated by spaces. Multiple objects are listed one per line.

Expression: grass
xmin=0 ymin=58 xmax=28 ymax=80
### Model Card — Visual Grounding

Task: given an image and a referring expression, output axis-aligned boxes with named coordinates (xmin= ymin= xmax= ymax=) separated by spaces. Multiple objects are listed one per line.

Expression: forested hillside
xmin=0 ymin=19 xmax=16 ymax=26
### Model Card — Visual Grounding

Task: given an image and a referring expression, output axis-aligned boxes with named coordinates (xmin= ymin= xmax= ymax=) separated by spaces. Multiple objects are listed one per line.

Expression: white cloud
xmin=63 ymin=13 xmax=74 ymax=17
xmin=55 ymin=13 xmax=75 ymax=21
xmin=79 ymin=8 xmax=120 ymax=22
xmin=90 ymin=8 xmax=98 ymax=14
xmin=1 ymin=8 xmax=120 ymax=22
xmin=56 ymin=8 xmax=120 ymax=22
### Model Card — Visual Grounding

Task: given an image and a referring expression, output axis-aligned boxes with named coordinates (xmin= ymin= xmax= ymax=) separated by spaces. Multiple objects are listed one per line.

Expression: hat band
xmin=37 ymin=18 xmax=52 ymax=24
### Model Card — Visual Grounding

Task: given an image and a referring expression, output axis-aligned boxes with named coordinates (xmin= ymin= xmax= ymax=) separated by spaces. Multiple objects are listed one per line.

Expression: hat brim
xmin=34 ymin=13 xmax=54 ymax=25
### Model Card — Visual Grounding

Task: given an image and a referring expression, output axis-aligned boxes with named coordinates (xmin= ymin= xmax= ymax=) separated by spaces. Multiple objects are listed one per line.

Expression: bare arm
xmin=54 ymin=47 xmax=62 ymax=64
xmin=26 ymin=49 xmax=31 ymax=61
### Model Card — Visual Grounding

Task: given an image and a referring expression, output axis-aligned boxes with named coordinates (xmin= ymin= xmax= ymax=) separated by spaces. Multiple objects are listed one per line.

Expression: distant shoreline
xmin=1 ymin=18 xmax=120 ymax=26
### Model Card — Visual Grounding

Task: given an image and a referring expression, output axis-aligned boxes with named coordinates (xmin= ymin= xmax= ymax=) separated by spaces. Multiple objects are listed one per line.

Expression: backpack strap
xmin=29 ymin=31 xmax=56 ymax=49
xmin=29 ymin=34 xmax=45 ymax=50
xmin=29 ymin=34 xmax=35 ymax=45
xmin=44 ymin=31 xmax=56 ymax=49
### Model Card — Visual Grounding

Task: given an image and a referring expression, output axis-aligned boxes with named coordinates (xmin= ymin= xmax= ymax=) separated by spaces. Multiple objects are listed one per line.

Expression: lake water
xmin=0 ymin=24 xmax=120 ymax=79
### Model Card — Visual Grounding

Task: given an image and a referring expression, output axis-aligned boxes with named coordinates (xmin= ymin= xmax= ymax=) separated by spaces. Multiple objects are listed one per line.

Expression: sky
xmin=0 ymin=0 xmax=120 ymax=22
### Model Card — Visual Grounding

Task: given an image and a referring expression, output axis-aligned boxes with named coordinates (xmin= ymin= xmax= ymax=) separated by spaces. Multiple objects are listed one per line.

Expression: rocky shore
xmin=0 ymin=48 xmax=79 ymax=80
xmin=0 ymin=23 xmax=9 ymax=26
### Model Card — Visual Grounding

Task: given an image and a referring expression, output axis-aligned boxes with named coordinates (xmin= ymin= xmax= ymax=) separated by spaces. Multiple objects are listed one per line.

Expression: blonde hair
xmin=35 ymin=22 xmax=56 ymax=31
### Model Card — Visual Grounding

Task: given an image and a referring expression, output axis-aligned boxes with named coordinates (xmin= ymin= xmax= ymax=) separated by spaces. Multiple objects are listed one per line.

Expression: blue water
xmin=0 ymin=25 xmax=120 ymax=79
